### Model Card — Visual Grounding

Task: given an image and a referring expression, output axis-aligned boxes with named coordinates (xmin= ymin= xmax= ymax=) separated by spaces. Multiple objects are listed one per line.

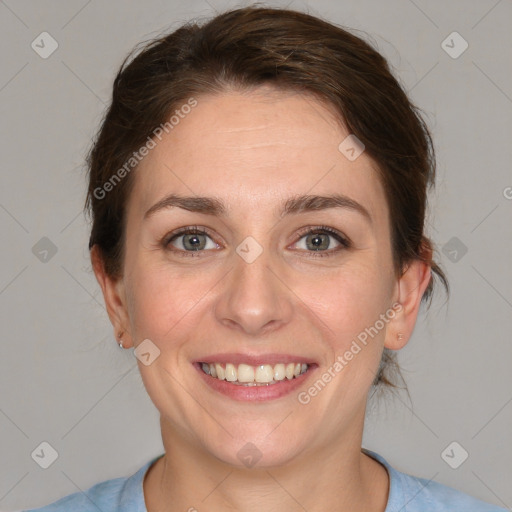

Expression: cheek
xmin=315 ymin=262 xmax=390 ymax=329
xmin=125 ymin=262 xmax=196 ymax=340
xmin=125 ymin=256 xmax=228 ymax=346
xmin=304 ymin=261 xmax=392 ymax=383
xmin=125 ymin=231 xmax=394 ymax=353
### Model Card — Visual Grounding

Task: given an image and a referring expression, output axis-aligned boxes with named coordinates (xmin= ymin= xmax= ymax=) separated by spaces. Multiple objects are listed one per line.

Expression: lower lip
xmin=194 ymin=363 xmax=317 ymax=401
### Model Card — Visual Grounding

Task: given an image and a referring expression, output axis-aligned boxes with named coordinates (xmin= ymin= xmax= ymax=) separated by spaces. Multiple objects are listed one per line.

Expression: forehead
xmin=129 ymin=88 xmax=387 ymax=224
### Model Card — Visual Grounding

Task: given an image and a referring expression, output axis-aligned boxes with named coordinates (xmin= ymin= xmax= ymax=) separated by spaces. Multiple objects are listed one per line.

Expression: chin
xmin=196 ymin=421 xmax=308 ymax=470
xmin=210 ymin=438 xmax=302 ymax=470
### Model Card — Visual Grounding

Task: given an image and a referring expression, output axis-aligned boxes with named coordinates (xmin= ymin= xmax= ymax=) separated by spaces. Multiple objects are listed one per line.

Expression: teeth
xmin=201 ymin=361 xmax=309 ymax=385
xmin=273 ymin=363 xmax=285 ymax=381
xmin=238 ymin=363 xmax=255 ymax=383
xmin=225 ymin=363 xmax=237 ymax=382
xmin=215 ymin=363 xmax=225 ymax=380
xmin=255 ymin=364 xmax=274 ymax=383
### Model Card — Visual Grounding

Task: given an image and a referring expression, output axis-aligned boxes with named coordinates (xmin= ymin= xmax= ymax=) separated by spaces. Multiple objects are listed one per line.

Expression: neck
xmin=144 ymin=416 xmax=389 ymax=512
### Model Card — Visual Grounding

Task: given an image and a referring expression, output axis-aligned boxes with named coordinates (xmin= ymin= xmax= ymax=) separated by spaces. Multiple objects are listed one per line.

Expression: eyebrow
xmin=143 ymin=193 xmax=372 ymax=224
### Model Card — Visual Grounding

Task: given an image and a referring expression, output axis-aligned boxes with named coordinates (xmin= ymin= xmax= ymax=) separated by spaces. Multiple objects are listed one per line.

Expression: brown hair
xmin=85 ymin=5 xmax=449 ymax=392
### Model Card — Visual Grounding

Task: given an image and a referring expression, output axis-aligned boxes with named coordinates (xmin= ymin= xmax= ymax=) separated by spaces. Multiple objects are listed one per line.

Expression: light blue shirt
xmin=24 ymin=448 xmax=508 ymax=511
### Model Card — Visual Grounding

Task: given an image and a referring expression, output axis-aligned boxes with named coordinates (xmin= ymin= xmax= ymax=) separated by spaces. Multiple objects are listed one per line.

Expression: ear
xmin=91 ymin=245 xmax=133 ymax=348
xmin=384 ymin=258 xmax=432 ymax=350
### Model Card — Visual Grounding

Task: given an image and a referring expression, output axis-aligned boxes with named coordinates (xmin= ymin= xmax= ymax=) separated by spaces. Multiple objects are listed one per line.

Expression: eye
xmin=163 ymin=226 xmax=218 ymax=257
xmin=292 ymin=225 xmax=351 ymax=258
xmin=161 ymin=224 xmax=351 ymax=259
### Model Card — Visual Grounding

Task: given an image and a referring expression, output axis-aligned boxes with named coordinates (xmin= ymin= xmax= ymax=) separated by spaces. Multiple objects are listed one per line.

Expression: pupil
xmin=309 ymin=233 xmax=327 ymax=250
xmin=186 ymin=234 xmax=202 ymax=250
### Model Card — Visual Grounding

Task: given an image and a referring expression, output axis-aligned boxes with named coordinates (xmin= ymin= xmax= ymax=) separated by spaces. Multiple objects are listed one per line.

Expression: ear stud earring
xmin=118 ymin=331 xmax=124 ymax=349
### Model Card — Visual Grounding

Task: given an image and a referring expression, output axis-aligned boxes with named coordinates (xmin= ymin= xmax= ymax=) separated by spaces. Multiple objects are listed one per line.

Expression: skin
xmin=92 ymin=85 xmax=431 ymax=512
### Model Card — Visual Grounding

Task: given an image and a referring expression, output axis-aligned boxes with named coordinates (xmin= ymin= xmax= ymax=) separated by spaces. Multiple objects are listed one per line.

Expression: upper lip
xmin=194 ymin=352 xmax=316 ymax=366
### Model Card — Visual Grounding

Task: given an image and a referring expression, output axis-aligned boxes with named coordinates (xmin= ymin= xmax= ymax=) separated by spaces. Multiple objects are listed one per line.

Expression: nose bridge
xmin=214 ymin=236 xmax=292 ymax=335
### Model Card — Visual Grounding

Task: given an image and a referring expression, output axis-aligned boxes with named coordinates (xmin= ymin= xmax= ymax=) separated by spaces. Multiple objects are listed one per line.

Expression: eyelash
xmin=161 ymin=225 xmax=351 ymax=259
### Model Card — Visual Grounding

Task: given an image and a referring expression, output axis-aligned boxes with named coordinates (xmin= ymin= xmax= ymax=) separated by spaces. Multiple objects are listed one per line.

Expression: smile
xmin=201 ymin=362 xmax=309 ymax=386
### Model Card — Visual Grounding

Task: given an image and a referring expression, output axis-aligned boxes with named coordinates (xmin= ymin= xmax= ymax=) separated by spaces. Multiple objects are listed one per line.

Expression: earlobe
xmin=90 ymin=245 xmax=132 ymax=348
xmin=384 ymin=259 xmax=432 ymax=350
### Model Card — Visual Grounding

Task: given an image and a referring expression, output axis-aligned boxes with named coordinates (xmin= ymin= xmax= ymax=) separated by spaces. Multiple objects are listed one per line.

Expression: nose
xmin=214 ymin=244 xmax=293 ymax=336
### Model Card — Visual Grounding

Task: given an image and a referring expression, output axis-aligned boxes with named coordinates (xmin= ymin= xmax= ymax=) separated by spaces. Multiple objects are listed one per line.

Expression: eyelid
xmin=162 ymin=225 xmax=219 ymax=248
xmin=293 ymin=225 xmax=350 ymax=246
xmin=162 ymin=224 xmax=351 ymax=257
xmin=290 ymin=225 xmax=351 ymax=257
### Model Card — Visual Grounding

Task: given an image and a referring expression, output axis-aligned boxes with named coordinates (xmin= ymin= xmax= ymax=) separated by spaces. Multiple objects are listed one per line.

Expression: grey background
xmin=0 ymin=0 xmax=511 ymax=510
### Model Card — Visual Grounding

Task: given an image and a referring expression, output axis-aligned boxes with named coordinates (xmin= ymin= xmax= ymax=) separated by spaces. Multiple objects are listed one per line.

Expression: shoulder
xmin=362 ymin=448 xmax=508 ymax=512
xmin=22 ymin=476 xmax=126 ymax=512
xmin=395 ymin=470 xmax=507 ymax=511
xmin=23 ymin=455 xmax=162 ymax=512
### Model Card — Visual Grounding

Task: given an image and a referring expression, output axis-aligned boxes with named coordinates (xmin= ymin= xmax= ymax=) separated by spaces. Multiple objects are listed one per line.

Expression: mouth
xmin=193 ymin=355 xmax=318 ymax=401
xmin=200 ymin=361 xmax=309 ymax=386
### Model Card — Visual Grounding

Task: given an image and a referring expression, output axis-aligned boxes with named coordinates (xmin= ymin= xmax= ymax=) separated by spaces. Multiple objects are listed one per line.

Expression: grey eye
xmin=168 ymin=230 xmax=217 ymax=251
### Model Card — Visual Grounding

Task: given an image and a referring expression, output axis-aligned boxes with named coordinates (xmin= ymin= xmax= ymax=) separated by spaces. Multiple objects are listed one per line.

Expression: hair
xmin=84 ymin=5 xmax=449 ymax=393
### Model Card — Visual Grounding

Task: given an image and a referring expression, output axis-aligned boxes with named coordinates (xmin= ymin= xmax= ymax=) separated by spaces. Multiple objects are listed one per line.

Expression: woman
xmin=25 ymin=6 xmax=506 ymax=512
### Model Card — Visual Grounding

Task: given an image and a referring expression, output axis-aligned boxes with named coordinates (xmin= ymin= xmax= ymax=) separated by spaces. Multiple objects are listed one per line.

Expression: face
xmin=95 ymin=86 xmax=429 ymax=469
